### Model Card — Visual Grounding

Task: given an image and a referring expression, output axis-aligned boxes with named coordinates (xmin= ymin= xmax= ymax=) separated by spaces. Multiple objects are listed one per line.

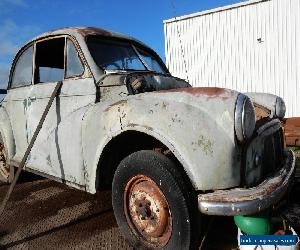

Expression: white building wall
xmin=164 ymin=0 xmax=300 ymax=117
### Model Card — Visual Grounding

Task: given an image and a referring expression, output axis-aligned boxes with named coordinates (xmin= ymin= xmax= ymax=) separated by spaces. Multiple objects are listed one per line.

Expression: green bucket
xmin=234 ymin=214 xmax=272 ymax=235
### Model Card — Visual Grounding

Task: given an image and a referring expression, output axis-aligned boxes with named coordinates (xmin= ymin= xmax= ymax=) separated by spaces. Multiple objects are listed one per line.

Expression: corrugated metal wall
xmin=164 ymin=0 xmax=300 ymax=117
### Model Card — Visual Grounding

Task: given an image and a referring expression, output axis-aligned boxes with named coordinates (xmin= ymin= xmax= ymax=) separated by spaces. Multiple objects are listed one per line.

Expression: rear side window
xmin=34 ymin=38 xmax=65 ymax=83
xmin=66 ymin=39 xmax=84 ymax=78
xmin=11 ymin=45 xmax=33 ymax=88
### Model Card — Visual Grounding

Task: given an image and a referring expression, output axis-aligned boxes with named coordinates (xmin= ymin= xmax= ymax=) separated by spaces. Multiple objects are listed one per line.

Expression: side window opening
xmin=66 ymin=39 xmax=84 ymax=78
xmin=34 ymin=38 xmax=65 ymax=83
xmin=11 ymin=45 xmax=33 ymax=88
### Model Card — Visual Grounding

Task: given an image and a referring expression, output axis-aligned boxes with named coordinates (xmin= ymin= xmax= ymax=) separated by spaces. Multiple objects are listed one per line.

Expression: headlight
xmin=275 ymin=96 xmax=286 ymax=119
xmin=235 ymin=94 xmax=256 ymax=143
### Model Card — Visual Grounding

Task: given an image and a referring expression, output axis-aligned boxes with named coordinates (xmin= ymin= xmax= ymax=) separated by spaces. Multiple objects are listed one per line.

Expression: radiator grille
xmin=244 ymin=127 xmax=284 ymax=187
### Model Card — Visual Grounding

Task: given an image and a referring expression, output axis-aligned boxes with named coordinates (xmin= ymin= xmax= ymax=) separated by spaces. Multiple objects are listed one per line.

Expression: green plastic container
xmin=234 ymin=214 xmax=272 ymax=235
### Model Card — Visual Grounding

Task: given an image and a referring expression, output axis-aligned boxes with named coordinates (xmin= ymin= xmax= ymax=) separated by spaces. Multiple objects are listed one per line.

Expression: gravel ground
xmin=0 ymin=152 xmax=299 ymax=250
xmin=0 ymin=173 xmax=238 ymax=250
xmin=0 ymin=175 xmax=131 ymax=250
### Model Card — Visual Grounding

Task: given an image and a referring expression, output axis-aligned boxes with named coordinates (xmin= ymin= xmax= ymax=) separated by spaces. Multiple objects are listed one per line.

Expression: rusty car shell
xmin=82 ymin=86 xmax=241 ymax=192
xmin=0 ymin=27 xmax=295 ymax=216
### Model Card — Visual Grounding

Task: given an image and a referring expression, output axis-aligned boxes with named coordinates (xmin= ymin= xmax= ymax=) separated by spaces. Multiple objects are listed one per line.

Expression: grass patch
xmin=288 ymin=147 xmax=300 ymax=168
xmin=288 ymin=146 xmax=300 ymax=152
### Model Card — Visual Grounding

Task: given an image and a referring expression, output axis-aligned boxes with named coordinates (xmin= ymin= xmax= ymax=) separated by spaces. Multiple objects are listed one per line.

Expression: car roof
xmin=28 ymin=26 xmax=151 ymax=49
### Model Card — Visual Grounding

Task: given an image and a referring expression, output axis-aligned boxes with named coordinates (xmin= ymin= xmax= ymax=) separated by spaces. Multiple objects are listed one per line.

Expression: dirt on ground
xmin=0 ymin=153 xmax=299 ymax=250
xmin=0 ymin=174 xmax=131 ymax=250
xmin=0 ymin=172 xmax=239 ymax=250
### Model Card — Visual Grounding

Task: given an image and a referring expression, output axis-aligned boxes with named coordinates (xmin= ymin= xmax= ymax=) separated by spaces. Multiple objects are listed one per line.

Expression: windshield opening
xmin=87 ymin=36 xmax=167 ymax=74
xmin=136 ymin=47 xmax=166 ymax=74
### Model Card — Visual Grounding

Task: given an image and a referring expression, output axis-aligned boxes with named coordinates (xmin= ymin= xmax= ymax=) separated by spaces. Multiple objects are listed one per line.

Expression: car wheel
xmin=112 ymin=150 xmax=200 ymax=250
xmin=0 ymin=142 xmax=10 ymax=183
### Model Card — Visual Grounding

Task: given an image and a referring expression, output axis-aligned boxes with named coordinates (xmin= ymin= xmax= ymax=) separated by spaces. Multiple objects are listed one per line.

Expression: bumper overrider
xmin=198 ymin=149 xmax=295 ymax=216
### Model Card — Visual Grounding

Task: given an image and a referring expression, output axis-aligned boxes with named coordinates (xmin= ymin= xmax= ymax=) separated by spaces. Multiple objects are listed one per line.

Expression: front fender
xmin=82 ymin=88 xmax=241 ymax=193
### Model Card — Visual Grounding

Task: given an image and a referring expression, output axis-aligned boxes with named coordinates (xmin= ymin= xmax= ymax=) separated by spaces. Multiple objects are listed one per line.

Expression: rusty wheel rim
xmin=0 ymin=143 xmax=9 ymax=181
xmin=124 ymin=175 xmax=172 ymax=247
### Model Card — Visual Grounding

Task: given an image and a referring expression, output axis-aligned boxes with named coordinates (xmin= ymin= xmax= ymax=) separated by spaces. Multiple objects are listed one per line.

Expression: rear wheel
xmin=112 ymin=150 xmax=200 ymax=250
xmin=0 ymin=142 xmax=10 ymax=183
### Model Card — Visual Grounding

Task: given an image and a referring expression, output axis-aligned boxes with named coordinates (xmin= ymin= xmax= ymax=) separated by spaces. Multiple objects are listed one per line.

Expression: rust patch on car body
xmin=159 ymin=87 xmax=232 ymax=100
xmin=283 ymin=117 xmax=300 ymax=146
xmin=70 ymin=27 xmax=112 ymax=37
xmin=199 ymin=170 xmax=285 ymax=203
xmin=253 ymin=102 xmax=271 ymax=120
xmin=104 ymin=99 xmax=127 ymax=112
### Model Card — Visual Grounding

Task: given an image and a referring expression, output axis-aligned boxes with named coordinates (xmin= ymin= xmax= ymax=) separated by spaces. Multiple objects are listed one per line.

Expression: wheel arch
xmin=93 ymin=126 xmax=196 ymax=192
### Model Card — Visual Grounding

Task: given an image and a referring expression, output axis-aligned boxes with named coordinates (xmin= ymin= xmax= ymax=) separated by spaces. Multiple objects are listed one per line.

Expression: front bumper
xmin=198 ymin=149 xmax=295 ymax=216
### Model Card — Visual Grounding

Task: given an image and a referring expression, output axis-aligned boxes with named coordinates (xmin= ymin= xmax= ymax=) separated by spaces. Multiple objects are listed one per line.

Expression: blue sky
xmin=0 ymin=0 xmax=243 ymax=87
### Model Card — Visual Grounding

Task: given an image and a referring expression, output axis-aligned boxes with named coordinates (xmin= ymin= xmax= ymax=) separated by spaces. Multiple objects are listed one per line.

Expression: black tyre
xmin=0 ymin=141 xmax=10 ymax=184
xmin=112 ymin=150 xmax=200 ymax=250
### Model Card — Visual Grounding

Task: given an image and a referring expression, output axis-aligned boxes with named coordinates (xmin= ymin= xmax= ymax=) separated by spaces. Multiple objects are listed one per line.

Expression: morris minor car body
xmin=0 ymin=27 xmax=295 ymax=249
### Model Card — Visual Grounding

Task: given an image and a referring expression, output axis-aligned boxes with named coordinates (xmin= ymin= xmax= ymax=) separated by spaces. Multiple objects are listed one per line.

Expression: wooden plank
xmin=284 ymin=117 xmax=300 ymax=146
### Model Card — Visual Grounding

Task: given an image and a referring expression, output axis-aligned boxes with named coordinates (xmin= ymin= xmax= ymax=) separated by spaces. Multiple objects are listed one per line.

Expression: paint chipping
xmin=192 ymin=135 xmax=213 ymax=155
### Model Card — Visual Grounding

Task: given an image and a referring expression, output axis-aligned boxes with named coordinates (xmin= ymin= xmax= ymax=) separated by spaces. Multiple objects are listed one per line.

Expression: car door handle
xmin=29 ymin=96 xmax=36 ymax=101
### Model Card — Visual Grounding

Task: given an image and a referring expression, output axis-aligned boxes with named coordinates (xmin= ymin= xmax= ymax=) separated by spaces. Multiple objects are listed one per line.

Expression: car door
xmin=26 ymin=36 xmax=96 ymax=186
xmin=4 ymin=44 xmax=34 ymax=163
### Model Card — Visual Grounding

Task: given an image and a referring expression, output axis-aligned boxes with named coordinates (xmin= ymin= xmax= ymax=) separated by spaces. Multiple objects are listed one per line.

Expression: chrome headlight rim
xmin=235 ymin=94 xmax=256 ymax=143
xmin=275 ymin=96 xmax=286 ymax=119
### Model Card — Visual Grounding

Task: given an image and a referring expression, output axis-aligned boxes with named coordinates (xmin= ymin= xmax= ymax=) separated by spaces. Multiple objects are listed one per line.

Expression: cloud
xmin=0 ymin=19 xmax=19 ymax=58
xmin=0 ymin=19 xmax=40 ymax=60
xmin=0 ymin=40 xmax=17 ymax=57
xmin=0 ymin=19 xmax=40 ymax=88
xmin=0 ymin=0 xmax=27 ymax=8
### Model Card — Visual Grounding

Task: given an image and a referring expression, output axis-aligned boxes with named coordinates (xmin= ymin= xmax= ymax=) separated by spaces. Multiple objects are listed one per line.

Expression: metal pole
xmin=0 ymin=81 xmax=63 ymax=216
